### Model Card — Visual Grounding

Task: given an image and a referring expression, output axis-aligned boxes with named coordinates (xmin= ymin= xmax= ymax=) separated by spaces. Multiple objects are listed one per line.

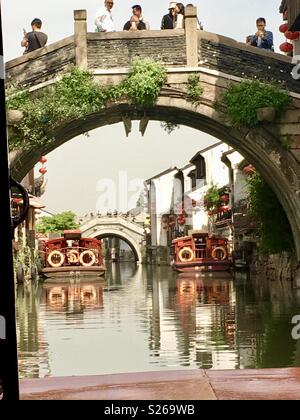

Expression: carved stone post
xmin=74 ymin=10 xmax=88 ymax=69
xmin=185 ymin=5 xmax=198 ymax=67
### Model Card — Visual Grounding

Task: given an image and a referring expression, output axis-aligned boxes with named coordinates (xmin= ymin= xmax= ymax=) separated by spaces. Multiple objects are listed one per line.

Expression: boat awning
xmin=63 ymin=230 xmax=82 ymax=240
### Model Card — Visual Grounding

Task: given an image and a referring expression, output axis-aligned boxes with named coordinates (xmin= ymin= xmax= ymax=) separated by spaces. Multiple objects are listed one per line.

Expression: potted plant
xmin=204 ymin=185 xmax=221 ymax=212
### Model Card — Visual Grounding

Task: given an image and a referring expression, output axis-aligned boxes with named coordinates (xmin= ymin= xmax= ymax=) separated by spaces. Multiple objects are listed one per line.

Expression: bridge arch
xmin=6 ymin=15 xmax=300 ymax=266
xmin=80 ymin=216 xmax=145 ymax=263
xmin=94 ymin=230 xmax=141 ymax=263
xmin=10 ymin=91 xmax=300 ymax=262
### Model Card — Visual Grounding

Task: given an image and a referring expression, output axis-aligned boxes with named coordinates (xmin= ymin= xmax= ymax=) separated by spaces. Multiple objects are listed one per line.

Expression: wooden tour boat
xmin=40 ymin=230 xmax=106 ymax=279
xmin=172 ymin=231 xmax=232 ymax=273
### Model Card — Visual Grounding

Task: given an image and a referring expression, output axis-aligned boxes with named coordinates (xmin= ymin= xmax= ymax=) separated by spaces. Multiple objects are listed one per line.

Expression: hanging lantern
xmin=39 ymin=156 xmax=47 ymax=164
xmin=285 ymin=31 xmax=300 ymax=40
xmin=279 ymin=42 xmax=293 ymax=53
xmin=178 ymin=214 xmax=186 ymax=225
xmin=243 ymin=164 xmax=255 ymax=175
xmin=39 ymin=167 xmax=47 ymax=175
xmin=279 ymin=23 xmax=289 ymax=33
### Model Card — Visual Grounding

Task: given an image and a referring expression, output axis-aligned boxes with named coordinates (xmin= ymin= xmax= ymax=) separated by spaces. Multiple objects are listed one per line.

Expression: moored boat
xmin=172 ymin=232 xmax=232 ymax=273
xmin=40 ymin=230 xmax=106 ymax=279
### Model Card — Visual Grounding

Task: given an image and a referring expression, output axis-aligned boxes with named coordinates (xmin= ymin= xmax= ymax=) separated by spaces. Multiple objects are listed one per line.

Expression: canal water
xmin=16 ymin=264 xmax=300 ymax=379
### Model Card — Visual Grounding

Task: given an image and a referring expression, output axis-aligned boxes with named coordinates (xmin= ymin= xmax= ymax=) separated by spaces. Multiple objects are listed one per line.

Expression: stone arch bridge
xmin=5 ymin=7 xmax=300 ymax=278
xmin=80 ymin=215 xmax=145 ymax=263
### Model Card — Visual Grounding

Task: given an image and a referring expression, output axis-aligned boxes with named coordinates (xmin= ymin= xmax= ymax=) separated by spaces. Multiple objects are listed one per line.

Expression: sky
xmin=2 ymin=1 xmax=284 ymax=215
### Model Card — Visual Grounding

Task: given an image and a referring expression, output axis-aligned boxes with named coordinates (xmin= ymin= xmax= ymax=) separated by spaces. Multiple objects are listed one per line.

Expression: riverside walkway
xmin=20 ymin=368 xmax=300 ymax=400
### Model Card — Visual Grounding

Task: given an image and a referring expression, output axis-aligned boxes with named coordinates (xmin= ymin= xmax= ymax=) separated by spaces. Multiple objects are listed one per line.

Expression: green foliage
xmin=7 ymin=59 xmax=167 ymax=150
xmin=204 ymin=184 xmax=221 ymax=211
xmin=186 ymin=74 xmax=203 ymax=105
xmin=160 ymin=121 xmax=180 ymax=134
xmin=36 ymin=211 xmax=79 ymax=234
xmin=282 ymin=134 xmax=292 ymax=151
xmin=123 ymin=59 xmax=167 ymax=107
xmin=221 ymin=80 xmax=292 ymax=128
xmin=247 ymin=173 xmax=294 ymax=254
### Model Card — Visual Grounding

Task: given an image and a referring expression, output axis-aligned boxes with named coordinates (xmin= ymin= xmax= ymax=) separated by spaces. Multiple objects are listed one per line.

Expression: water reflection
xmin=16 ymin=264 xmax=300 ymax=379
xmin=44 ymin=283 xmax=104 ymax=314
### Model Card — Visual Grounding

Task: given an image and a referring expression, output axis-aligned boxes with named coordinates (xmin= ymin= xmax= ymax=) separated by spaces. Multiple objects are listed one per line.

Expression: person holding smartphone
xmin=246 ymin=18 xmax=274 ymax=51
xmin=21 ymin=18 xmax=48 ymax=54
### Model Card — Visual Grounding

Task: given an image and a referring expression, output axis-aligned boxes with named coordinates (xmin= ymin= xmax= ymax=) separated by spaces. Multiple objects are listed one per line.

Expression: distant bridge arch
xmin=80 ymin=215 xmax=145 ymax=263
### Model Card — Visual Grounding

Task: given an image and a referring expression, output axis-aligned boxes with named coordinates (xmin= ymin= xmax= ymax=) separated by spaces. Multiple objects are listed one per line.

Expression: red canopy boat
xmin=40 ymin=230 xmax=106 ymax=280
xmin=172 ymin=232 xmax=232 ymax=273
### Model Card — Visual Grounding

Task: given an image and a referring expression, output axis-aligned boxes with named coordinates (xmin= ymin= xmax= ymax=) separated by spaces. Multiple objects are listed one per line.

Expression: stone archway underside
xmin=10 ymin=95 xmax=300 ymax=262
xmin=90 ymin=230 xmax=142 ymax=263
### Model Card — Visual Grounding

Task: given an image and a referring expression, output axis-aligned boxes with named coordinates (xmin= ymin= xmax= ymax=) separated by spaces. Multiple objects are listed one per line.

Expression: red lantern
xmin=279 ymin=42 xmax=293 ymax=53
xmin=285 ymin=31 xmax=300 ymax=40
xmin=279 ymin=23 xmax=289 ymax=33
xmin=243 ymin=164 xmax=255 ymax=175
xmin=39 ymin=167 xmax=47 ymax=175
xmin=39 ymin=156 xmax=47 ymax=164
xmin=178 ymin=215 xmax=186 ymax=225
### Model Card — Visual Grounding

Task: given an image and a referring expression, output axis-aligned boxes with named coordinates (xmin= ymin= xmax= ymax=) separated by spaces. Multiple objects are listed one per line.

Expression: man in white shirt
xmin=95 ymin=0 xmax=115 ymax=32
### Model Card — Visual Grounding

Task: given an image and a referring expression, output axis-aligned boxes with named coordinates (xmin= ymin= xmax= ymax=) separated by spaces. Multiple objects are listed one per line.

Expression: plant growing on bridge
xmin=7 ymin=60 xmax=167 ymax=150
xmin=186 ymin=74 xmax=203 ymax=105
xmin=160 ymin=121 xmax=180 ymax=134
xmin=220 ymin=80 xmax=292 ymax=128
xmin=123 ymin=59 xmax=167 ymax=108
xmin=247 ymin=173 xmax=294 ymax=254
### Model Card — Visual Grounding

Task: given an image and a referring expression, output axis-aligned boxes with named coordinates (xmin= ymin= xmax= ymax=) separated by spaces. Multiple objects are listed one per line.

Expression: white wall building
xmin=146 ymin=142 xmax=246 ymax=252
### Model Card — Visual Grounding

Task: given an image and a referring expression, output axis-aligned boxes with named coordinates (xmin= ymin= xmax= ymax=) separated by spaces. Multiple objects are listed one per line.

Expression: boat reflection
xmin=43 ymin=281 xmax=104 ymax=313
xmin=175 ymin=272 xmax=236 ymax=351
xmin=176 ymin=272 xmax=233 ymax=305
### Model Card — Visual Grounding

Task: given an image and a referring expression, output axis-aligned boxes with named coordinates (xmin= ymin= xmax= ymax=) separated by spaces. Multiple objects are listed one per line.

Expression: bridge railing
xmin=5 ymin=6 xmax=298 ymax=93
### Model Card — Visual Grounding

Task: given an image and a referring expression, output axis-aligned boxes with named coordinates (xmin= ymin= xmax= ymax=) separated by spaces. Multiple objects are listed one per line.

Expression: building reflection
xmin=175 ymin=274 xmax=236 ymax=368
xmin=16 ymin=283 xmax=50 ymax=378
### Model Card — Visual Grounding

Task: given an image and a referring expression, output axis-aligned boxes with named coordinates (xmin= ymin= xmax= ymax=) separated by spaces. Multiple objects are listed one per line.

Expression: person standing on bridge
xmin=123 ymin=15 xmax=146 ymax=31
xmin=21 ymin=18 xmax=48 ymax=54
xmin=95 ymin=0 xmax=115 ymax=32
xmin=132 ymin=5 xmax=150 ymax=30
xmin=161 ymin=2 xmax=176 ymax=29
xmin=174 ymin=3 xmax=185 ymax=29
xmin=247 ymin=18 xmax=274 ymax=51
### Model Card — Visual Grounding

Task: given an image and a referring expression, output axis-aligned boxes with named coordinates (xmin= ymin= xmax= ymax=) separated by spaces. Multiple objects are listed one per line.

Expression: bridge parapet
xmin=5 ymin=7 xmax=299 ymax=93
xmin=198 ymin=32 xmax=299 ymax=93
xmin=80 ymin=215 xmax=145 ymax=237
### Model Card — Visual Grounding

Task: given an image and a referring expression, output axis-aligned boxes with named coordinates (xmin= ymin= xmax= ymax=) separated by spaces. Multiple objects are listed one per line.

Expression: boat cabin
xmin=172 ymin=232 xmax=231 ymax=272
